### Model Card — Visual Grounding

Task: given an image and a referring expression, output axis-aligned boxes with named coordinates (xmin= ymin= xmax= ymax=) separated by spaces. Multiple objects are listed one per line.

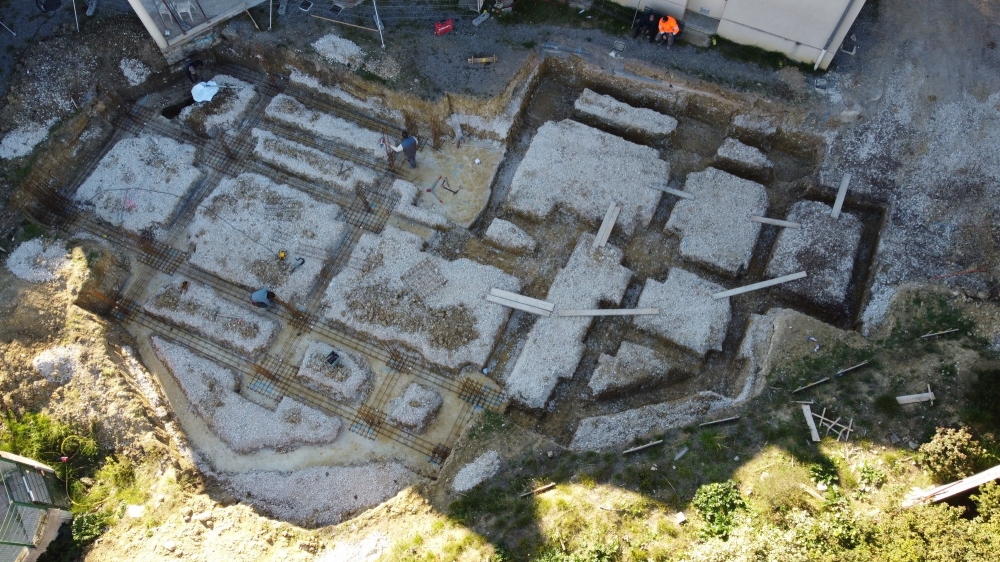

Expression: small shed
xmin=0 ymin=452 xmax=71 ymax=562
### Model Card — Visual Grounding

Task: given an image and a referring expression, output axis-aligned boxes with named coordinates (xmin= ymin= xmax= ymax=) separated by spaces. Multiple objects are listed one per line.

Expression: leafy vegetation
xmin=691 ymin=480 xmax=746 ymax=539
xmin=917 ymin=426 xmax=991 ymax=483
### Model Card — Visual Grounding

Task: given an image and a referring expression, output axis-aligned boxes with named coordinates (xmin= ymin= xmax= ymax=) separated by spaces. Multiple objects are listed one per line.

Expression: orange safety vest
xmin=659 ymin=16 xmax=679 ymax=35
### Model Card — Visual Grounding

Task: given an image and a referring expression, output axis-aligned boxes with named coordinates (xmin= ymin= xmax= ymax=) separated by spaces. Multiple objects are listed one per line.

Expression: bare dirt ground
xmin=2 ymin=0 xmax=1000 ymax=560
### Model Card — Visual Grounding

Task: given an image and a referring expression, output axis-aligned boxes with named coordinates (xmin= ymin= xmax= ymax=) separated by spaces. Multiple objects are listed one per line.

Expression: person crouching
xmin=656 ymin=15 xmax=680 ymax=47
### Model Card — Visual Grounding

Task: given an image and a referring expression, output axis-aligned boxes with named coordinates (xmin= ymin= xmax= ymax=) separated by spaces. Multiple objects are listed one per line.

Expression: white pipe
xmin=373 ymin=0 xmax=385 ymax=48
xmin=813 ymin=49 xmax=827 ymax=71
xmin=72 ymin=0 xmax=80 ymax=32
xmin=127 ymin=0 xmax=169 ymax=50
xmin=816 ymin=0 xmax=860 ymax=70
xmin=269 ymin=0 xmax=272 ymax=30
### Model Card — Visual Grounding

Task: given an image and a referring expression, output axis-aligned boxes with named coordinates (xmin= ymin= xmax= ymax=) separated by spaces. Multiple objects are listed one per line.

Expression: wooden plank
xmin=792 ymin=377 xmax=830 ymax=394
xmin=485 ymin=294 xmax=551 ymax=317
xmin=593 ymin=203 xmax=620 ymax=248
xmin=835 ymin=360 xmax=869 ymax=377
xmin=699 ymin=416 xmax=740 ymax=427
xmin=623 ymin=439 xmax=663 ymax=455
xmin=831 ymin=172 xmax=851 ymax=219
xmin=920 ymin=328 xmax=959 ymax=339
xmin=712 ymin=272 xmax=807 ymax=299
xmin=897 ymin=385 xmax=935 ymax=405
xmin=557 ymin=308 xmax=660 ymax=317
xmin=490 ymin=289 xmax=555 ymax=311
xmin=652 ymin=185 xmax=695 ymax=200
xmin=803 ymin=405 xmax=821 ymax=442
xmin=800 ymin=483 xmax=825 ymax=500
xmin=751 ymin=215 xmax=802 ymax=228
xmin=520 ymin=482 xmax=556 ymax=498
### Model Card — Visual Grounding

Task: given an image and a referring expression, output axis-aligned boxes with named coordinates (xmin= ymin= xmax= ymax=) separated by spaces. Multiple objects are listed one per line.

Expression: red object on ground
xmin=434 ymin=19 xmax=453 ymax=36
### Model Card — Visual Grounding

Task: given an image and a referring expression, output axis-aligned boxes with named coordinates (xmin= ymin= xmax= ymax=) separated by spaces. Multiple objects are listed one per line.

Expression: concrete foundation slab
xmin=635 ymin=268 xmax=731 ymax=356
xmin=296 ymin=341 xmax=373 ymax=405
xmin=666 ymin=167 xmax=768 ymax=275
xmin=508 ymin=119 xmax=666 ymax=235
xmin=180 ymin=74 xmax=258 ymax=138
xmin=387 ymin=382 xmax=443 ymax=434
xmin=714 ymin=138 xmax=774 ymax=182
xmin=251 ymin=128 xmax=379 ymax=196
xmin=484 ymin=218 xmax=536 ymax=253
xmin=765 ymin=200 xmax=862 ymax=307
xmin=728 ymin=113 xmax=777 ymax=149
xmin=574 ymin=88 xmax=678 ymax=140
xmin=589 ymin=342 xmax=673 ymax=399
xmin=505 ymin=234 xmax=632 ymax=409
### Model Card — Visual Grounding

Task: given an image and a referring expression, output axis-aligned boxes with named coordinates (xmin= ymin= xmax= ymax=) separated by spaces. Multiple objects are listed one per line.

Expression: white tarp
xmin=191 ymin=81 xmax=219 ymax=102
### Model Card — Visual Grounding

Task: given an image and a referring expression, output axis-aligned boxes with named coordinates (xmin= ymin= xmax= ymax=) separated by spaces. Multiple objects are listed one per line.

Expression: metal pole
xmin=72 ymin=0 xmax=80 ymax=32
xmin=373 ymin=0 xmax=385 ymax=48
xmin=815 ymin=0 xmax=859 ymax=70
xmin=632 ymin=0 xmax=641 ymax=27
xmin=0 ymin=20 xmax=15 ymax=37
xmin=269 ymin=0 xmax=272 ymax=30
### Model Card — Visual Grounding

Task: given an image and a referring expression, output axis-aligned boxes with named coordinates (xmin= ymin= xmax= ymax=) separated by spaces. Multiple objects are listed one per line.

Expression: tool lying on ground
xmin=468 ymin=55 xmax=498 ymax=65
xmin=426 ymin=176 xmax=444 ymax=203
xmin=434 ymin=18 xmax=453 ymax=35
xmin=439 ymin=178 xmax=460 ymax=195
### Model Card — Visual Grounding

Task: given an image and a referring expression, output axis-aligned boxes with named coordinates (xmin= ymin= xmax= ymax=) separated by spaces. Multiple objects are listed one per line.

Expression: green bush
xmin=918 ymin=427 xmax=988 ymax=483
xmin=972 ymin=481 xmax=1000 ymax=522
xmin=967 ymin=368 xmax=1000 ymax=425
xmin=808 ymin=460 xmax=838 ymax=487
xmin=858 ymin=462 xmax=887 ymax=491
xmin=692 ymin=480 xmax=746 ymax=540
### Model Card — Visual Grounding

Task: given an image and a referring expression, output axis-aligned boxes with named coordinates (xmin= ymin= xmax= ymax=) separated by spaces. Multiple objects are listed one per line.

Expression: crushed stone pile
xmin=221 ymin=462 xmax=414 ymax=526
xmin=251 ymin=128 xmax=378 ymax=196
xmin=574 ymin=88 xmax=678 ymax=139
xmin=589 ymin=342 xmax=672 ymax=398
xmin=143 ymin=279 xmax=279 ymax=356
xmin=766 ymin=200 xmax=863 ymax=307
xmin=32 ymin=345 xmax=85 ymax=384
xmin=508 ymin=119 xmax=666 ymax=235
xmin=484 ymin=218 xmax=536 ymax=253
xmin=187 ymin=173 xmax=345 ymax=303
xmin=264 ymin=94 xmax=382 ymax=155
xmin=729 ymin=113 xmax=777 ymax=148
xmin=296 ymin=341 xmax=373 ymax=405
xmin=5 ymin=238 xmax=68 ymax=282
xmin=74 ymin=133 xmax=202 ymax=234
xmin=714 ymin=138 xmax=774 ymax=182
xmin=571 ymin=391 xmax=724 ymax=450
xmin=321 ymin=226 xmax=520 ymax=369
xmin=288 ymin=69 xmax=403 ymax=124
xmin=387 ymin=382 xmax=443 ymax=433
xmin=452 ymin=450 xmax=501 ymax=492
xmin=0 ymin=118 xmax=57 ymax=160
xmin=312 ymin=34 xmax=365 ymax=70
xmin=506 ymin=234 xmax=632 ymax=409
xmin=152 ymin=337 xmax=342 ymax=454
xmin=666 ymin=167 xmax=768 ymax=275
xmin=179 ymin=74 xmax=258 ymax=137
xmin=119 ymin=58 xmax=151 ymax=87
xmin=391 ymin=179 xmax=449 ymax=229
xmin=635 ymin=268 xmax=731 ymax=356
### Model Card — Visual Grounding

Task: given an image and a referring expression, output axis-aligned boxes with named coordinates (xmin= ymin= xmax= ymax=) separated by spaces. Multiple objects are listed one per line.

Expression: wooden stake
xmin=699 ymin=416 xmax=740 ymax=427
xmin=792 ymin=377 xmax=829 ymax=394
xmin=835 ymin=360 xmax=869 ymax=377
xmin=310 ymin=14 xmax=380 ymax=32
xmin=485 ymin=294 xmax=551 ymax=317
xmin=520 ymin=482 xmax=556 ymax=498
xmin=594 ymin=203 xmax=620 ymax=248
xmin=557 ymin=308 xmax=659 ymax=317
xmin=896 ymin=385 xmax=935 ymax=405
xmin=712 ymin=272 xmax=807 ymax=299
xmin=623 ymin=439 xmax=663 ymax=455
xmin=750 ymin=216 xmax=801 ymax=228
xmin=831 ymin=173 xmax=850 ymax=219
xmin=802 ymin=405 xmax=821 ymax=442
xmin=652 ymin=185 xmax=695 ymax=200
xmin=920 ymin=328 xmax=958 ymax=339
xmin=800 ymin=483 xmax=825 ymax=500
xmin=246 ymin=9 xmax=261 ymax=31
xmin=490 ymin=289 xmax=554 ymax=311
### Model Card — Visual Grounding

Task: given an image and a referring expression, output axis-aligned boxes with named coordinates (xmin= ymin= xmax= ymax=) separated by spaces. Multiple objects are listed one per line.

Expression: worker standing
xmin=391 ymin=131 xmax=419 ymax=169
xmin=656 ymin=15 xmax=680 ymax=47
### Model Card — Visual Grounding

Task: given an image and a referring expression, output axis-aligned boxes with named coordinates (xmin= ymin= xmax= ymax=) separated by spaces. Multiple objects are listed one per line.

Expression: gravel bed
xmin=151 ymin=337 xmax=342 ymax=454
xmin=728 ymin=113 xmax=777 ymax=148
xmin=32 ymin=345 xmax=85 ymax=384
xmin=312 ymin=34 xmax=365 ymax=70
xmin=589 ymin=342 xmax=672 ymax=399
xmin=484 ymin=218 xmax=536 ymax=253
xmin=264 ymin=94 xmax=382 ymax=155
xmin=296 ymin=341 xmax=373 ymax=405
xmin=570 ymin=391 xmax=725 ymax=451
xmin=119 ymin=58 xmax=150 ymax=87
xmin=5 ymin=238 xmax=68 ymax=282
xmin=391 ymin=179 xmax=449 ymax=229
xmin=452 ymin=450 xmax=501 ymax=492
xmin=143 ymin=279 xmax=279 ymax=356
xmin=179 ymin=74 xmax=258 ymax=137
xmin=288 ymin=69 xmax=403 ymax=124
xmin=386 ymin=382 xmax=443 ymax=433
xmin=221 ymin=462 xmax=413 ymax=526
xmin=0 ymin=118 xmax=57 ymax=160
xmin=506 ymin=234 xmax=632 ymax=409
xmin=574 ymin=88 xmax=678 ymax=139
xmin=765 ymin=200 xmax=863 ymax=307
xmin=714 ymin=138 xmax=774 ymax=182
xmin=186 ymin=173 xmax=345 ymax=303
xmin=321 ymin=226 xmax=520 ymax=369
xmin=508 ymin=119 xmax=666 ymax=235
xmin=251 ymin=128 xmax=378 ymax=196
xmin=635 ymin=268 xmax=731 ymax=356
xmin=665 ymin=167 xmax=768 ymax=275
xmin=74 ymin=133 xmax=202 ymax=234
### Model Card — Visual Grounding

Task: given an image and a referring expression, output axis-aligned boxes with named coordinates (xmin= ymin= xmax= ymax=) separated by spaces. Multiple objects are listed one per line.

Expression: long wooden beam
xmin=557 ymin=308 xmax=659 ymax=317
xmin=831 ymin=173 xmax=851 ymax=219
xmin=593 ymin=203 xmax=621 ymax=248
xmin=712 ymin=271 xmax=807 ymax=299
xmin=485 ymin=294 xmax=551 ymax=317
xmin=652 ymin=185 xmax=695 ymax=200
xmin=803 ymin=404 xmax=821 ymax=442
xmin=490 ymin=289 xmax=554 ymax=311
xmin=751 ymin=215 xmax=802 ymax=228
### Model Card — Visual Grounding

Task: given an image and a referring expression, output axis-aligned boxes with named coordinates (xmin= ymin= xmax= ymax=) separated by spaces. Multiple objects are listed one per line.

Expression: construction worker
xmin=632 ymin=12 xmax=659 ymax=43
xmin=250 ymin=288 xmax=276 ymax=308
xmin=391 ymin=131 xmax=419 ymax=169
xmin=656 ymin=15 xmax=680 ymax=47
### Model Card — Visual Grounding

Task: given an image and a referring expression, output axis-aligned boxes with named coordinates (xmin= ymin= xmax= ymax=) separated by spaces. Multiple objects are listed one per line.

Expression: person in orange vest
xmin=656 ymin=15 xmax=680 ymax=47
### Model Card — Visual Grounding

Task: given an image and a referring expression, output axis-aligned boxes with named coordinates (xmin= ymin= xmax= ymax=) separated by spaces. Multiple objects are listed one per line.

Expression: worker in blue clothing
xmin=250 ymin=288 xmax=276 ymax=308
xmin=391 ymin=131 xmax=419 ymax=168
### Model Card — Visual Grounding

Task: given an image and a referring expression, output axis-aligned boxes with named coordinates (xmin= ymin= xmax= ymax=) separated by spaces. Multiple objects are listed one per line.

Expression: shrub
xmin=808 ymin=460 xmax=838 ymax=487
xmin=967 ymin=368 xmax=1000 ymax=425
xmin=918 ymin=427 xmax=987 ymax=483
xmin=692 ymin=480 xmax=746 ymax=540
xmin=972 ymin=481 xmax=1000 ymax=522
xmin=858 ymin=462 xmax=887 ymax=491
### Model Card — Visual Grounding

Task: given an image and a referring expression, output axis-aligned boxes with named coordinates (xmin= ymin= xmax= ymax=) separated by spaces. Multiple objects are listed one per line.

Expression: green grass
xmin=711 ymin=36 xmax=818 ymax=72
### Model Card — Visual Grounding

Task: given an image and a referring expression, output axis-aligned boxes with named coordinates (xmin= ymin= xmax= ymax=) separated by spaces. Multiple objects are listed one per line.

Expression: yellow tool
xmin=278 ymin=250 xmax=287 ymax=260
xmin=468 ymin=55 xmax=498 ymax=65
